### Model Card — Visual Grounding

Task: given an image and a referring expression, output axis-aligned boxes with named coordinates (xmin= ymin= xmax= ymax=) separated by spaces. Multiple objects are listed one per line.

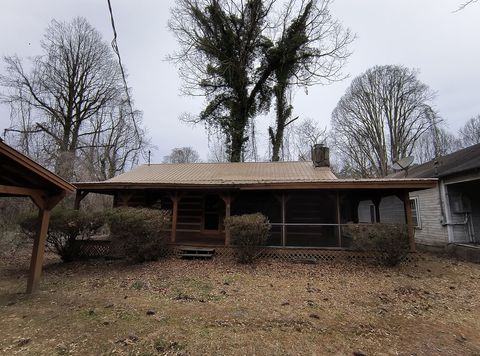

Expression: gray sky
xmin=1 ymin=0 xmax=479 ymax=162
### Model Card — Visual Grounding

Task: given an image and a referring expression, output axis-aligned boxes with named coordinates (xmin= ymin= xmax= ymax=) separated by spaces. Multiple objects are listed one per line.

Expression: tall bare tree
xmin=331 ymin=65 xmax=437 ymax=177
xmin=459 ymin=114 xmax=480 ymax=147
xmin=413 ymin=124 xmax=461 ymax=164
xmin=0 ymin=17 xmax=146 ymax=180
xmin=163 ymin=147 xmax=201 ymax=163
xmin=268 ymin=0 xmax=352 ymax=161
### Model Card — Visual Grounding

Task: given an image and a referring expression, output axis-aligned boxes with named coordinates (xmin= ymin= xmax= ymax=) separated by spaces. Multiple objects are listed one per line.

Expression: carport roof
xmin=0 ymin=139 xmax=75 ymax=196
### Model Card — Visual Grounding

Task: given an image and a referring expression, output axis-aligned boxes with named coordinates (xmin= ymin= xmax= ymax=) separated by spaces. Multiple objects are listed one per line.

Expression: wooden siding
xmin=410 ymin=187 xmax=448 ymax=247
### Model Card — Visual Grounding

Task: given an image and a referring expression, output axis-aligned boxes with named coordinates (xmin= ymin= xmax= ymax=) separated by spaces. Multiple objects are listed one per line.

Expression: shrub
xmin=19 ymin=209 xmax=105 ymax=262
xmin=106 ymin=207 xmax=171 ymax=263
xmin=345 ymin=223 xmax=410 ymax=266
xmin=224 ymin=213 xmax=271 ymax=264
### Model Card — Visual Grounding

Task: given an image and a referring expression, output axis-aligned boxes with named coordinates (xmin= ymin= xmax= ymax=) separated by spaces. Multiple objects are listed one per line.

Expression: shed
xmin=0 ymin=139 xmax=75 ymax=293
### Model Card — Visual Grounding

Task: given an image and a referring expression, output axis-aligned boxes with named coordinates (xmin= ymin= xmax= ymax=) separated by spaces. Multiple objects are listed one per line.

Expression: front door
xmin=203 ymin=194 xmax=223 ymax=232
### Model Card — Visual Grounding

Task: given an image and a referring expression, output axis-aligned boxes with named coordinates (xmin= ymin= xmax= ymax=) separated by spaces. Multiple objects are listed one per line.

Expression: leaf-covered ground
xmin=1 ymin=248 xmax=480 ymax=355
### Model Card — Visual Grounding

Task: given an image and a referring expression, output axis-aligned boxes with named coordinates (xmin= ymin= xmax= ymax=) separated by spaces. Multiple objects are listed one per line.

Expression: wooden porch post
xmin=336 ymin=191 xmax=342 ymax=247
xmin=74 ymin=190 xmax=89 ymax=210
xmin=26 ymin=207 xmax=50 ymax=293
xmin=403 ymin=190 xmax=416 ymax=252
xmin=281 ymin=193 xmax=287 ymax=247
xmin=222 ymin=194 xmax=232 ymax=246
xmin=26 ymin=192 xmax=64 ymax=293
xmin=170 ymin=193 xmax=180 ymax=243
xmin=372 ymin=195 xmax=382 ymax=223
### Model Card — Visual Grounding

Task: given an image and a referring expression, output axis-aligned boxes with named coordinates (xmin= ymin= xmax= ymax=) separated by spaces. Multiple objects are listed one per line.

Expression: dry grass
xmin=1 ymin=246 xmax=480 ymax=356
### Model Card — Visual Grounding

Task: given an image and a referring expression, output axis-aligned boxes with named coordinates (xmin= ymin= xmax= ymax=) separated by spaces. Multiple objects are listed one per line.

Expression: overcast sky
xmin=1 ymin=0 xmax=479 ymax=163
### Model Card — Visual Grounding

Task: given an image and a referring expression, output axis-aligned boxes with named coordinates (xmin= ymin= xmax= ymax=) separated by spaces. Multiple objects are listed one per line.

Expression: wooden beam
xmin=371 ymin=195 xmax=382 ymax=223
xmin=403 ymin=190 xmax=416 ymax=252
xmin=169 ymin=193 xmax=181 ymax=243
xmin=0 ymin=184 xmax=44 ymax=197
xmin=281 ymin=193 xmax=287 ymax=247
xmin=336 ymin=191 xmax=342 ymax=247
xmin=26 ymin=208 xmax=50 ymax=293
xmin=221 ymin=194 xmax=232 ymax=246
xmin=74 ymin=190 xmax=89 ymax=210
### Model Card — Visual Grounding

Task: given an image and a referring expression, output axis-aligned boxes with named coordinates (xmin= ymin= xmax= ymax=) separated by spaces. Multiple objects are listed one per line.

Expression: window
xmin=410 ymin=197 xmax=421 ymax=228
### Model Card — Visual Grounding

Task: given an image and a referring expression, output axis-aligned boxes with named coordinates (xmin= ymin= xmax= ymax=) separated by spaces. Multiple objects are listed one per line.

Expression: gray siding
xmin=410 ymin=188 xmax=449 ymax=247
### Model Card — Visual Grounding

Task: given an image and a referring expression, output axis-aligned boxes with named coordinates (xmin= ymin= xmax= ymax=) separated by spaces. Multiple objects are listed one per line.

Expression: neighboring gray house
xmin=389 ymin=144 xmax=480 ymax=253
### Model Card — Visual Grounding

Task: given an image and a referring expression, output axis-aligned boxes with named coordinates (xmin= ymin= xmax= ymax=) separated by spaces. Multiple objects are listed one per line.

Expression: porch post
xmin=26 ymin=207 xmax=50 ymax=293
xmin=372 ymin=195 xmax=381 ymax=223
xmin=336 ymin=191 xmax=342 ymax=247
xmin=170 ymin=193 xmax=180 ymax=243
xmin=281 ymin=193 xmax=286 ymax=247
xmin=26 ymin=192 xmax=64 ymax=294
xmin=403 ymin=190 xmax=416 ymax=252
xmin=74 ymin=190 xmax=89 ymax=210
xmin=222 ymin=194 xmax=232 ymax=246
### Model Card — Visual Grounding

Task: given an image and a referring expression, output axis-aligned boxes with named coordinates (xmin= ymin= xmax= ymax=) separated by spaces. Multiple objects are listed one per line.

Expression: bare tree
xmin=293 ymin=118 xmax=328 ymax=161
xmin=163 ymin=147 xmax=201 ymax=164
xmin=414 ymin=124 xmax=461 ymax=164
xmin=268 ymin=0 xmax=353 ymax=161
xmin=331 ymin=65 xmax=438 ymax=178
xmin=459 ymin=115 xmax=480 ymax=147
xmin=0 ymin=17 xmax=146 ymax=180
xmin=79 ymin=99 xmax=148 ymax=180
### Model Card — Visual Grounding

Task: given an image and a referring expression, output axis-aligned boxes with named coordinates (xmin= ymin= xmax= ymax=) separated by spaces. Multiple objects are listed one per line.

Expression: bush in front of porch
xmin=345 ymin=223 xmax=409 ymax=266
xmin=225 ymin=213 xmax=271 ymax=264
xmin=107 ymin=207 xmax=171 ymax=263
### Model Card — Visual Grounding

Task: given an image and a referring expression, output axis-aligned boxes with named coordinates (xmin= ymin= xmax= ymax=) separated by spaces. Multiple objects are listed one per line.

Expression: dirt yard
xmin=1 ymin=247 xmax=480 ymax=356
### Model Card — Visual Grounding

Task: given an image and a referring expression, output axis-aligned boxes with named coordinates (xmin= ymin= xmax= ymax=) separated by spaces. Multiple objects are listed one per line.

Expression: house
xmin=389 ymin=144 xmax=480 ymax=259
xmin=74 ymin=145 xmax=436 ymax=252
xmin=0 ymin=139 xmax=75 ymax=292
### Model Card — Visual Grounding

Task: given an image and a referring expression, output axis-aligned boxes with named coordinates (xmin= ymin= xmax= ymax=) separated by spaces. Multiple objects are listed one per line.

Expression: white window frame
xmin=410 ymin=197 xmax=421 ymax=229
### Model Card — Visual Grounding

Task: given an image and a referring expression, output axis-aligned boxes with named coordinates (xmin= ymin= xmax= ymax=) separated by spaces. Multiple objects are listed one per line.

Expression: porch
xmin=74 ymin=186 xmax=420 ymax=250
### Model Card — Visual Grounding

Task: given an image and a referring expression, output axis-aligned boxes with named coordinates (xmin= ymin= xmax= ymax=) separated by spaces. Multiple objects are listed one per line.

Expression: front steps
xmin=178 ymin=246 xmax=215 ymax=259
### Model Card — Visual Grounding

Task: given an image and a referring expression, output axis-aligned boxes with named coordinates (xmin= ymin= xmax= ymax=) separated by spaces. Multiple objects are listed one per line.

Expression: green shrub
xmin=224 ymin=213 xmax=271 ymax=264
xmin=106 ymin=207 xmax=171 ymax=263
xmin=19 ymin=209 xmax=105 ymax=262
xmin=345 ymin=223 xmax=410 ymax=266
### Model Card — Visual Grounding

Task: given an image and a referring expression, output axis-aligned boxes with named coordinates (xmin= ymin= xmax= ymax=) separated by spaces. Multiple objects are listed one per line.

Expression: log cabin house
xmin=74 ymin=145 xmax=436 ymax=252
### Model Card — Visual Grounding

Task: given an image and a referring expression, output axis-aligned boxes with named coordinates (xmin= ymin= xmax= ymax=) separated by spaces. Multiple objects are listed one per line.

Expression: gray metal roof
xmin=390 ymin=143 xmax=480 ymax=179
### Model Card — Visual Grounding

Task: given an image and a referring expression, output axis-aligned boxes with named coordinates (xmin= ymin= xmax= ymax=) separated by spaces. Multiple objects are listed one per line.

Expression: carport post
xmin=26 ymin=207 xmax=50 ymax=293
xmin=403 ymin=190 xmax=416 ymax=252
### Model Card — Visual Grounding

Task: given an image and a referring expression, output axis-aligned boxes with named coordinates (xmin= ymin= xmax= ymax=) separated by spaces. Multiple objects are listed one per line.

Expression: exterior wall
xmin=410 ymin=187 xmax=449 ymax=247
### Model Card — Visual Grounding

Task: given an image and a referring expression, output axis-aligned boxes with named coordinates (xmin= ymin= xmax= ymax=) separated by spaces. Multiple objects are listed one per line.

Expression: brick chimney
xmin=311 ymin=144 xmax=330 ymax=167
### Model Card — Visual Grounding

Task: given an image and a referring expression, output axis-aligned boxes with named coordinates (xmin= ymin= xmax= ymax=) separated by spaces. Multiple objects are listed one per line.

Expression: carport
xmin=0 ymin=139 xmax=75 ymax=293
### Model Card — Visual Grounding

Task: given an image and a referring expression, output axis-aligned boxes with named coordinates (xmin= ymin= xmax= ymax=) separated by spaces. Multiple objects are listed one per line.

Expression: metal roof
xmin=74 ymin=161 xmax=437 ymax=191
xmin=389 ymin=143 xmax=480 ymax=179
xmin=106 ymin=161 xmax=337 ymax=185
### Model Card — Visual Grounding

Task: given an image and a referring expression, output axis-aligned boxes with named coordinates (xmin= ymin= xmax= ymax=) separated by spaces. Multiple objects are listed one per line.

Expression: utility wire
xmin=106 ymin=0 xmax=140 ymax=137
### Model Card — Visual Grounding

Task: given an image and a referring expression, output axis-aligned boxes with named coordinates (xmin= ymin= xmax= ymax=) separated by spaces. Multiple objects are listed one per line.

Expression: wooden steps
xmin=178 ymin=246 xmax=215 ymax=259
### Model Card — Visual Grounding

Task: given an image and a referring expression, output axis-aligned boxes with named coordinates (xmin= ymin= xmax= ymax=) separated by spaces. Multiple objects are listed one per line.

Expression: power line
xmin=106 ymin=0 xmax=140 ymax=137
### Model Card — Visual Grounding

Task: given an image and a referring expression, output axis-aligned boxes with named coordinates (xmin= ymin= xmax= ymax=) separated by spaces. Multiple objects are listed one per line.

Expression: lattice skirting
xmin=75 ymin=240 xmax=112 ymax=259
xmin=73 ymin=240 xmax=417 ymax=263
